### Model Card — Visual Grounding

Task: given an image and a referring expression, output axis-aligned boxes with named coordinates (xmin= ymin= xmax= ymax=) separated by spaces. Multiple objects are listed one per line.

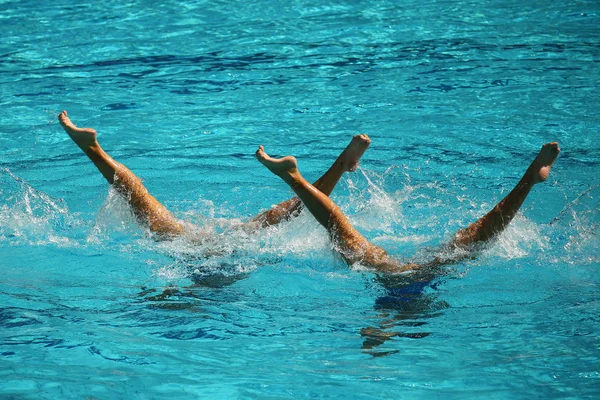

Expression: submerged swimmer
xmin=58 ymin=110 xmax=560 ymax=277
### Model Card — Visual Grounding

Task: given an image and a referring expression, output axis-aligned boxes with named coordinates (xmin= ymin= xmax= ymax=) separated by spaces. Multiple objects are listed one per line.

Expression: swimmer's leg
xmin=58 ymin=110 xmax=184 ymax=237
xmin=250 ymin=134 xmax=370 ymax=227
xmin=451 ymin=142 xmax=560 ymax=249
xmin=256 ymin=146 xmax=411 ymax=274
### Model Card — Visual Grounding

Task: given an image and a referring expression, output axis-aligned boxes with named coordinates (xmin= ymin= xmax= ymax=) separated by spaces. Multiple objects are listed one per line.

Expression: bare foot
xmin=255 ymin=145 xmax=299 ymax=183
xmin=528 ymin=142 xmax=560 ymax=184
xmin=338 ymin=134 xmax=371 ymax=172
xmin=58 ymin=110 xmax=98 ymax=152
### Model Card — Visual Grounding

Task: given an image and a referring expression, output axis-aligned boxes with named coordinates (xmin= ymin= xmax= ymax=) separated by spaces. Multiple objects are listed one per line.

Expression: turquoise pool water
xmin=1 ymin=0 xmax=599 ymax=398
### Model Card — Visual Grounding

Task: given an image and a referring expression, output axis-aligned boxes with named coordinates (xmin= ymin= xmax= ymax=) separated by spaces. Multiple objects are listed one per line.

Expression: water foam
xmin=0 ymin=168 xmax=80 ymax=247
xmin=549 ymin=183 xmax=600 ymax=264
xmin=2 ymin=164 xmax=592 ymax=283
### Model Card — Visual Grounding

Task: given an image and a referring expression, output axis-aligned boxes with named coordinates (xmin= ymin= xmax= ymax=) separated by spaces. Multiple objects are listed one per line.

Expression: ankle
xmin=83 ymin=142 xmax=103 ymax=157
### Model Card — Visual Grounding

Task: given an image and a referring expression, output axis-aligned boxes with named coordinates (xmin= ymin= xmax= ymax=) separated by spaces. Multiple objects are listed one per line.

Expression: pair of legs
xmin=58 ymin=111 xmax=370 ymax=240
xmin=256 ymin=142 xmax=560 ymax=273
xmin=59 ymin=110 xmax=560 ymax=275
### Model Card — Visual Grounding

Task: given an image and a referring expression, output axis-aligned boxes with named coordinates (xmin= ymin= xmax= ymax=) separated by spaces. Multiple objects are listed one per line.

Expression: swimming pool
xmin=1 ymin=0 xmax=599 ymax=398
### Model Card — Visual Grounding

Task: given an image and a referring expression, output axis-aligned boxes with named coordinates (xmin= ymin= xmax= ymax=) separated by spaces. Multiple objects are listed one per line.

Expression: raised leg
xmin=58 ymin=110 xmax=184 ymax=238
xmin=256 ymin=142 xmax=560 ymax=276
xmin=377 ymin=143 xmax=561 ymax=320
xmin=451 ymin=142 xmax=560 ymax=248
xmin=250 ymin=134 xmax=370 ymax=227
xmin=256 ymin=145 xmax=412 ymax=273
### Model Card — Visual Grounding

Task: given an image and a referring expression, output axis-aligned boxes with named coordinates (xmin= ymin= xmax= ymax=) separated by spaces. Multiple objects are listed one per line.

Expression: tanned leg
xmin=255 ymin=143 xmax=560 ymax=276
xmin=251 ymin=134 xmax=371 ymax=227
xmin=58 ymin=110 xmax=184 ymax=238
xmin=451 ymin=142 xmax=560 ymax=248
xmin=256 ymin=145 xmax=412 ymax=273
